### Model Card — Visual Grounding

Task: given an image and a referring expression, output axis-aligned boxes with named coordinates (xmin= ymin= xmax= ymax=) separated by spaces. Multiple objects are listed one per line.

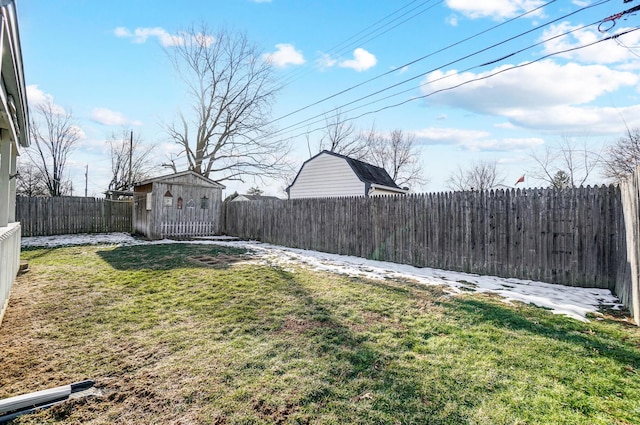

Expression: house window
xmin=163 ymin=190 xmax=173 ymax=207
xmin=177 ymin=197 xmax=183 ymax=209
xmin=200 ymin=196 xmax=208 ymax=209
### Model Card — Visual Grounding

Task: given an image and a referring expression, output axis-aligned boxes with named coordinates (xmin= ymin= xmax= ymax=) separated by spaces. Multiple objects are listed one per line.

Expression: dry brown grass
xmin=1 ymin=243 xmax=639 ymax=424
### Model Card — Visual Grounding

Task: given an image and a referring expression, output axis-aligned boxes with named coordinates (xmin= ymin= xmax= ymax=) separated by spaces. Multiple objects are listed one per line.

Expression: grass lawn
xmin=1 ymin=243 xmax=639 ymax=424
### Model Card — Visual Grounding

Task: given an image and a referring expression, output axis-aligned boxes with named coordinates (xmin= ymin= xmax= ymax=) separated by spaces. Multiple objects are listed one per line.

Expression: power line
xmin=331 ymin=0 xmax=443 ymax=59
xmin=269 ymin=0 xmax=561 ymax=126
xmin=268 ymin=0 xmax=610 ymax=139
xmin=323 ymin=0 xmax=428 ymax=58
xmin=277 ymin=26 xmax=640 ymax=144
xmin=279 ymin=0 xmax=439 ymax=86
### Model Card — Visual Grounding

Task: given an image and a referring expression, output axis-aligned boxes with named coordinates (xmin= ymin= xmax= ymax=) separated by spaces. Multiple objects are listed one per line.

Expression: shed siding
xmin=289 ymin=154 xmax=365 ymax=199
xmin=149 ymin=182 xmax=222 ymax=238
xmin=132 ymin=171 xmax=223 ymax=239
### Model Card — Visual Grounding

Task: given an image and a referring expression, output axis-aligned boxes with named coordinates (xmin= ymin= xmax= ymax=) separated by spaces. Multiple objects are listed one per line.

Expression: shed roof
xmin=135 ymin=170 xmax=226 ymax=189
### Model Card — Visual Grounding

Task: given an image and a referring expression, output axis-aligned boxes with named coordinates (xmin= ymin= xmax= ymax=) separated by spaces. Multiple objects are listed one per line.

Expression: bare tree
xmin=108 ymin=129 xmax=154 ymax=192
xmin=15 ymin=159 xmax=48 ymax=197
xmin=317 ymin=110 xmax=369 ymax=160
xmin=550 ymin=170 xmax=571 ymax=189
xmin=28 ymin=98 xmax=80 ymax=196
xmin=529 ymin=137 xmax=600 ymax=188
xmin=366 ymin=128 xmax=426 ymax=189
xmin=164 ymin=25 xmax=290 ymax=183
xmin=601 ymin=127 xmax=640 ymax=183
xmin=246 ymin=186 xmax=263 ymax=196
xmin=446 ymin=160 xmax=505 ymax=191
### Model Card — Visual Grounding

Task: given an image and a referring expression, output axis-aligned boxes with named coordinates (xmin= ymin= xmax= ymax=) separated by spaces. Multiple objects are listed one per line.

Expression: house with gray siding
xmin=133 ymin=171 xmax=225 ymax=240
xmin=286 ymin=150 xmax=408 ymax=199
xmin=0 ymin=0 xmax=29 ymax=327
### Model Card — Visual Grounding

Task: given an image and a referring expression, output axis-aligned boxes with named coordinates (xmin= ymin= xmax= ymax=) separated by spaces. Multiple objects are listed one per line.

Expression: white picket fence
xmin=159 ymin=221 xmax=218 ymax=239
xmin=0 ymin=223 xmax=20 ymax=326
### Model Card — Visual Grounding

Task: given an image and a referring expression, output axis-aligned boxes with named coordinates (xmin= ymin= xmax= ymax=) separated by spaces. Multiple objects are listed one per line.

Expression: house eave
xmin=369 ymin=183 xmax=409 ymax=195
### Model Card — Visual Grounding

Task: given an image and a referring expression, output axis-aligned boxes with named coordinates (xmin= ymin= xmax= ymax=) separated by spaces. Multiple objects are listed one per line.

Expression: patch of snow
xmin=21 ymin=232 xmax=137 ymax=248
xmin=21 ymin=233 xmax=623 ymax=322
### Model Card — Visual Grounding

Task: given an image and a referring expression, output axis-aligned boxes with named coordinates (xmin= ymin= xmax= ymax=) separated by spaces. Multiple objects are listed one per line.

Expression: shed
xmin=133 ymin=171 xmax=225 ymax=240
xmin=286 ymin=150 xmax=408 ymax=199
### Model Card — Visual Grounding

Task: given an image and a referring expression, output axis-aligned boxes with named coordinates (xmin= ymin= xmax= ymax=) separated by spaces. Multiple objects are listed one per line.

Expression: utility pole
xmin=128 ymin=131 xmax=133 ymax=190
xmin=84 ymin=164 xmax=88 ymax=197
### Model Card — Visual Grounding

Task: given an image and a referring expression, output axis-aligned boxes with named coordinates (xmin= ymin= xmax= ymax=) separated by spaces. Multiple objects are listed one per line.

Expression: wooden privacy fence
xmin=16 ymin=196 xmax=133 ymax=237
xmin=618 ymin=170 xmax=640 ymax=323
xmin=224 ymin=186 xmax=625 ymax=289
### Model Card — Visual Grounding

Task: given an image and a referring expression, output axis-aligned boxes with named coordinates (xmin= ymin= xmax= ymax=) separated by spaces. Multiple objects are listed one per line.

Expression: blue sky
xmin=17 ymin=0 xmax=640 ymax=196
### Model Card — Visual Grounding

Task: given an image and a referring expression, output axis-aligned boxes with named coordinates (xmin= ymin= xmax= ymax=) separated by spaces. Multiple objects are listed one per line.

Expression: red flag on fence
xmin=515 ymin=175 xmax=525 ymax=185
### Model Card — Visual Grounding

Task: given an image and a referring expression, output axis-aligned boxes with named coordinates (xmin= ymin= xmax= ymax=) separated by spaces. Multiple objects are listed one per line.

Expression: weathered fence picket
xmin=223 ymin=187 xmax=623 ymax=290
xmin=16 ymin=196 xmax=132 ymax=237
xmin=224 ymin=182 xmax=640 ymax=324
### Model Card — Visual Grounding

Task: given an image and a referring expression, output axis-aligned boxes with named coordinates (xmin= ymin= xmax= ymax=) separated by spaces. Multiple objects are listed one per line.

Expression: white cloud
xmin=263 ymin=43 xmax=305 ymax=68
xmin=91 ymin=108 xmax=142 ymax=126
xmin=463 ymin=137 xmax=544 ymax=151
xmin=26 ymin=85 xmax=66 ymax=114
xmin=114 ymin=27 xmax=214 ymax=48
xmin=113 ymin=27 xmax=130 ymax=37
xmin=415 ymin=127 xmax=490 ymax=144
xmin=446 ymin=15 xmax=459 ymax=26
xmin=316 ymin=53 xmax=338 ymax=70
xmin=445 ymin=0 xmax=546 ymax=19
xmin=507 ymin=104 xmax=640 ymax=134
xmin=392 ymin=65 xmax=410 ymax=74
xmin=70 ymin=125 xmax=86 ymax=140
xmin=539 ymin=23 xmax=640 ymax=65
xmin=421 ymin=60 xmax=638 ymax=123
xmin=339 ymin=48 xmax=377 ymax=72
xmin=413 ymin=127 xmax=544 ymax=151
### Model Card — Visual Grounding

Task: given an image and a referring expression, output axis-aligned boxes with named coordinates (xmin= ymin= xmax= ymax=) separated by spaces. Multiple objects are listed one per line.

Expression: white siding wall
xmin=289 ymin=153 xmax=365 ymax=199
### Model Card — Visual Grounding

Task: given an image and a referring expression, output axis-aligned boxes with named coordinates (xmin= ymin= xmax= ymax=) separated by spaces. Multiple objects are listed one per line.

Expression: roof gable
xmin=135 ymin=170 xmax=226 ymax=189
xmin=288 ymin=150 xmax=401 ymax=190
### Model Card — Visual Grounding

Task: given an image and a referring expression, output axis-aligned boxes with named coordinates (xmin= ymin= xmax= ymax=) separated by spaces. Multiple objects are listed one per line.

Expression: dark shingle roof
xmin=323 ymin=151 xmax=401 ymax=189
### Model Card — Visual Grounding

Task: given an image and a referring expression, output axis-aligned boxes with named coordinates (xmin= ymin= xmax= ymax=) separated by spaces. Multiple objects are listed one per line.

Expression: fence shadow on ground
xmin=265 ymin=267 xmax=470 ymax=423
xmin=96 ymin=243 xmax=248 ymax=271
xmin=451 ymin=297 xmax=640 ymax=368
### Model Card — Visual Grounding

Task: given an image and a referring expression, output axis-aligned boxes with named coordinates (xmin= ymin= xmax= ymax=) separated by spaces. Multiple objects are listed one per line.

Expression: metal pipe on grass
xmin=0 ymin=380 xmax=94 ymax=423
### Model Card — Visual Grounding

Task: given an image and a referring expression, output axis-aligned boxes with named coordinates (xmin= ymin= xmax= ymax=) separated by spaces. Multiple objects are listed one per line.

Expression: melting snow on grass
xmin=22 ymin=233 xmax=623 ymax=322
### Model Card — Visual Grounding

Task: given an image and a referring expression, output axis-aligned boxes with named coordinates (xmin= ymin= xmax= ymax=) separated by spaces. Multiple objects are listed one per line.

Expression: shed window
xmin=186 ymin=199 xmax=195 ymax=209
xmin=177 ymin=197 xmax=183 ymax=209
xmin=200 ymin=196 xmax=209 ymax=209
xmin=163 ymin=190 xmax=173 ymax=207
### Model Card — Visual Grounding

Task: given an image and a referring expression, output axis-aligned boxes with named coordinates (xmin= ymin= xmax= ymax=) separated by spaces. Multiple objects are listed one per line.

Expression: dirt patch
xmin=252 ymin=398 xmax=302 ymax=425
xmin=278 ymin=316 xmax=339 ymax=335
xmin=189 ymin=254 xmax=250 ymax=268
